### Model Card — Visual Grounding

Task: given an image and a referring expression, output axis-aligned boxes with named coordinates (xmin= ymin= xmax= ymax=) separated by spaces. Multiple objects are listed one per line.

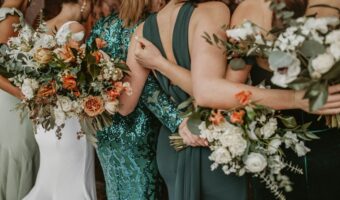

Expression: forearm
xmin=0 ymin=75 xmax=22 ymax=99
xmin=193 ymin=78 xmax=297 ymax=110
xmin=157 ymin=57 xmax=193 ymax=96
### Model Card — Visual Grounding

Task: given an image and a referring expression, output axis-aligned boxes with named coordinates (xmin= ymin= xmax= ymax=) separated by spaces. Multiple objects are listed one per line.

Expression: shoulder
xmin=68 ymin=21 xmax=85 ymax=34
xmin=194 ymin=1 xmax=230 ymax=21
xmin=231 ymin=0 xmax=272 ymax=28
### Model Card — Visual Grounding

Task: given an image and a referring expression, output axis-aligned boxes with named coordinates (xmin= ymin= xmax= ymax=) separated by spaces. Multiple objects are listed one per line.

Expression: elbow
xmin=193 ymin=89 xmax=213 ymax=108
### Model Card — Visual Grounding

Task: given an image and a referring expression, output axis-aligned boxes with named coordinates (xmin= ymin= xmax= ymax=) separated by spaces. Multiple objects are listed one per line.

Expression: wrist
xmin=157 ymin=56 xmax=169 ymax=75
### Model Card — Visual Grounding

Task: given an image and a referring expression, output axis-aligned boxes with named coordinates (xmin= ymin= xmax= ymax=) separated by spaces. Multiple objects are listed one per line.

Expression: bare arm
xmin=0 ymin=11 xmax=24 ymax=99
xmin=306 ymin=0 xmax=340 ymax=17
xmin=134 ymin=37 xmax=193 ymax=95
xmin=190 ymin=2 xmax=340 ymax=114
xmin=118 ymin=25 xmax=150 ymax=116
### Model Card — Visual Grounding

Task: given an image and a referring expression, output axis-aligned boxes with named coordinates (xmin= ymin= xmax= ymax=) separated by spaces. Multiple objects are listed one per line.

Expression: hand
xmin=178 ymin=118 xmax=209 ymax=147
xmin=134 ymin=36 xmax=165 ymax=71
xmin=13 ymin=87 xmax=25 ymax=101
xmin=295 ymin=84 xmax=340 ymax=115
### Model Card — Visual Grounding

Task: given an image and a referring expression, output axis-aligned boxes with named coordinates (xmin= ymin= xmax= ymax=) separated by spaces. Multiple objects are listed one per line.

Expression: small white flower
xmin=329 ymin=42 xmax=340 ymax=61
xmin=54 ymin=107 xmax=66 ymax=126
xmin=260 ymin=118 xmax=278 ymax=139
xmin=245 ymin=153 xmax=267 ymax=173
xmin=312 ymin=53 xmax=335 ymax=74
xmin=295 ymin=141 xmax=310 ymax=157
xmin=283 ymin=131 xmax=299 ymax=148
xmin=270 ymin=54 xmax=301 ymax=88
xmin=226 ymin=21 xmax=259 ymax=41
xmin=268 ymin=139 xmax=282 ymax=154
xmin=105 ymin=99 xmax=119 ymax=114
xmin=21 ymin=80 xmax=34 ymax=100
xmin=57 ymin=96 xmax=72 ymax=112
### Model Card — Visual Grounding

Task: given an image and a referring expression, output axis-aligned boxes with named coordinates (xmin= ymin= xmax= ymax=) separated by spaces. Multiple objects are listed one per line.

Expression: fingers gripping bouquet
xmin=0 ymin=22 xmax=131 ymax=143
xmin=171 ymin=91 xmax=317 ymax=200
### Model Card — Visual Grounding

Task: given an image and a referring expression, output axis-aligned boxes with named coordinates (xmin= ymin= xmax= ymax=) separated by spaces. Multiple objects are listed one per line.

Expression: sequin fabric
xmin=87 ymin=13 xmax=183 ymax=200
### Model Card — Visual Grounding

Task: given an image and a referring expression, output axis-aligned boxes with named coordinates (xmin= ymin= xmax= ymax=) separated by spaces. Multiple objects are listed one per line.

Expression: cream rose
xmin=245 ymin=153 xmax=267 ymax=173
xmin=105 ymin=99 xmax=119 ymax=114
xmin=33 ymin=48 xmax=53 ymax=64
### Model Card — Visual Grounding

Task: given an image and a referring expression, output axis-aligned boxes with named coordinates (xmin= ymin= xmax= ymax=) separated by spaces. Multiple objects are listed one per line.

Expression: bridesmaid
xmin=120 ymin=1 xmax=248 ymax=200
xmin=120 ymin=0 xmax=340 ymax=199
xmin=87 ymin=0 xmax=188 ymax=199
xmin=0 ymin=0 xmax=39 ymax=199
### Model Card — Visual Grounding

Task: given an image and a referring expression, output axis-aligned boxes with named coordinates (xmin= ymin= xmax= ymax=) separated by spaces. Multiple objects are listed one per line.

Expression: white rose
xmin=58 ymin=96 xmax=72 ymax=112
xmin=105 ymin=100 xmax=119 ymax=114
xmin=268 ymin=139 xmax=282 ymax=154
xmin=329 ymin=42 xmax=340 ymax=61
xmin=326 ymin=30 xmax=340 ymax=44
xmin=219 ymin=130 xmax=247 ymax=157
xmin=270 ymin=54 xmax=301 ymax=88
xmin=312 ymin=53 xmax=335 ymax=74
xmin=209 ymin=147 xmax=232 ymax=164
xmin=260 ymin=118 xmax=278 ymax=139
xmin=245 ymin=153 xmax=267 ymax=173
xmin=54 ymin=107 xmax=66 ymax=126
xmin=295 ymin=141 xmax=310 ymax=157
xmin=21 ymin=81 xmax=34 ymax=99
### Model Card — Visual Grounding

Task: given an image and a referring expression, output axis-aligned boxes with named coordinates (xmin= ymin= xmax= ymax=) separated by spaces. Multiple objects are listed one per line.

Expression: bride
xmin=23 ymin=0 xmax=97 ymax=200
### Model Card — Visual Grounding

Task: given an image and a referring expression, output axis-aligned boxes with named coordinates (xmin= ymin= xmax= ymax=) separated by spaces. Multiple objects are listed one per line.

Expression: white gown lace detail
xmin=23 ymin=22 xmax=96 ymax=200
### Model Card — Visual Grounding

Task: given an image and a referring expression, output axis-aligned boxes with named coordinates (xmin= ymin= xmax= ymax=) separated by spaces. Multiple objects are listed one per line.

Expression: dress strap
xmin=0 ymin=7 xmax=25 ymax=26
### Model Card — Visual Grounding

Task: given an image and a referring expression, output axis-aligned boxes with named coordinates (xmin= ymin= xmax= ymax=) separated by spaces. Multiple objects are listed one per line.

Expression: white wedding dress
xmin=23 ymin=22 xmax=96 ymax=200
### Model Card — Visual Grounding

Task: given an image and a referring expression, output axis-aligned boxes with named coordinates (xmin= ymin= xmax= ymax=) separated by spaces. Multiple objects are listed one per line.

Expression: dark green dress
xmin=250 ymin=60 xmax=340 ymax=200
xmin=143 ymin=3 xmax=248 ymax=200
xmin=87 ymin=13 xmax=183 ymax=200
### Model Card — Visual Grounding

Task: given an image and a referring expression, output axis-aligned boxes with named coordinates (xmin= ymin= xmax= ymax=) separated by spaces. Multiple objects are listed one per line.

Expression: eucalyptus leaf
xmin=268 ymin=51 xmax=293 ymax=68
xmin=288 ymin=77 xmax=312 ymax=90
xmin=299 ymin=40 xmax=325 ymax=58
xmin=305 ymin=132 xmax=320 ymax=140
xmin=308 ymin=83 xmax=328 ymax=111
xmin=230 ymin=58 xmax=246 ymax=70
xmin=187 ymin=113 xmax=203 ymax=136
xmin=178 ymin=97 xmax=194 ymax=110
xmin=278 ymin=116 xmax=297 ymax=128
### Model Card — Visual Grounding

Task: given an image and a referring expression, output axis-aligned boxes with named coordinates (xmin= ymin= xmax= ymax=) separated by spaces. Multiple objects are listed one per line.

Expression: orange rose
xmin=37 ymin=82 xmax=56 ymax=98
xmin=95 ymin=38 xmax=107 ymax=49
xmin=62 ymin=75 xmax=77 ymax=90
xmin=235 ymin=90 xmax=252 ymax=105
xmin=83 ymin=96 xmax=105 ymax=117
xmin=209 ymin=110 xmax=225 ymax=125
xmin=230 ymin=110 xmax=246 ymax=125
xmin=58 ymin=45 xmax=76 ymax=63
xmin=106 ymin=89 xmax=120 ymax=101
xmin=73 ymin=90 xmax=81 ymax=97
xmin=92 ymin=51 xmax=102 ymax=63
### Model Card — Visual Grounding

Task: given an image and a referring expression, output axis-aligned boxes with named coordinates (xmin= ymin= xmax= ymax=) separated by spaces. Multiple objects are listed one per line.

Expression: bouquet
xmin=268 ymin=16 xmax=340 ymax=128
xmin=170 ymin=91 xmax=317 ymax=200
xmin=0 ymin=22 xmax=131 ymax=142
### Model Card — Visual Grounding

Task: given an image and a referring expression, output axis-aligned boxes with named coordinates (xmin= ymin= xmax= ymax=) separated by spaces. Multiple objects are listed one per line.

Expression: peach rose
xmin=62 ymin=75 xmax=77 ymax=91
xmin=33 ymin=48 xmax=52 ymax=64
xmin=83 ymin=96 xmax=105 ymax=117
xmin=37 ymin=81 xmax=56 ymax=98
xmin=92 ymin=51 xmax=102 ymax=63
xmin=235 ymin=90 xmax=252 ymax=105
xmin=95 ymin=38 xmax=107 ymax=49
xmin=58 ymin=45 xmax=76 ymax=63
xmin=209 ymin=110 xmax=225 ymax=125
xmin=106 ymin=89 xmax=120 ymax=101
xmin=230 ymin=110 xmax=246 ymax=125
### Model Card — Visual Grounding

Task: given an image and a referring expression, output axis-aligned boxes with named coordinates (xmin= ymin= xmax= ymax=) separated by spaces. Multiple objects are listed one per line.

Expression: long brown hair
xmin=119 ymin=0 xmax=153 ymax=27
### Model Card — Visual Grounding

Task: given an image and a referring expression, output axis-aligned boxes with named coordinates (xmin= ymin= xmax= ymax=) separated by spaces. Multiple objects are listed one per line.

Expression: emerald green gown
xmin=87 ymin=13 xmax=183 ymax=200
xmin=143 ymin=3 xmax=248 ymax=200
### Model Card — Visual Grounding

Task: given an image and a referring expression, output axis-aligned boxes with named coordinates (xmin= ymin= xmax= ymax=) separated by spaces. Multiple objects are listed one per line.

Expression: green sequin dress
xmin=87 ymin=13 xmax=183 ymax=200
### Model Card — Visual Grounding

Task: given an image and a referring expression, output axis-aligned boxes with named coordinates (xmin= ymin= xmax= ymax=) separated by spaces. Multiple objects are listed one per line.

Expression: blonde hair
xmin=119 ymin=0 xmax=152 ymax=27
